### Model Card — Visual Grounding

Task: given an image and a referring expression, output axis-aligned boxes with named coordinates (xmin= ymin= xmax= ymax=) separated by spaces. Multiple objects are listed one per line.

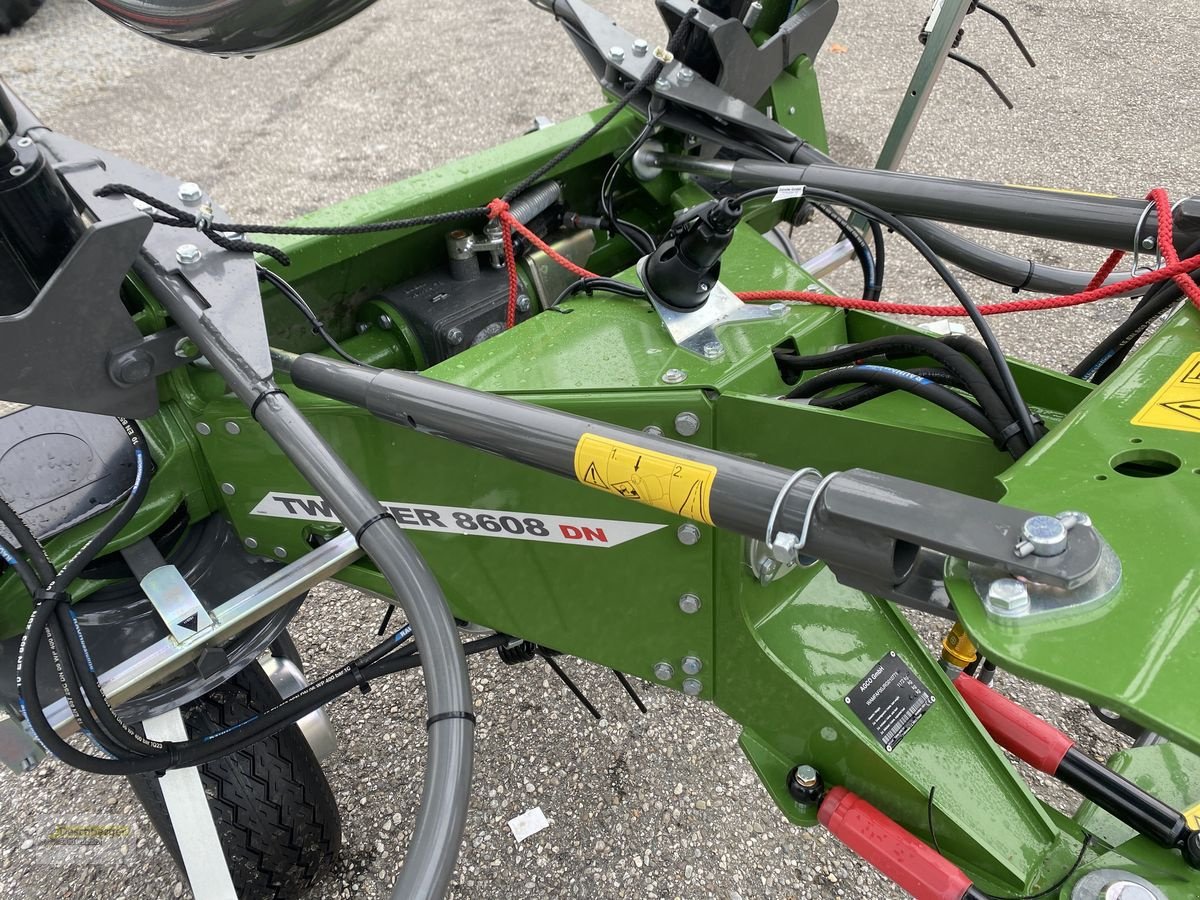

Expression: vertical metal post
xmin=141 ymin=708 xmax=238 ymax=900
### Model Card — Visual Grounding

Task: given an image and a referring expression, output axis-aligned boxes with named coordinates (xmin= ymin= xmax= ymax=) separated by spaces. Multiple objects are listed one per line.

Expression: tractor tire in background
xmin=0 ymin=0 xmax=43 ymax=34
xmin=128 ymin=661 xmax=342 ymax=900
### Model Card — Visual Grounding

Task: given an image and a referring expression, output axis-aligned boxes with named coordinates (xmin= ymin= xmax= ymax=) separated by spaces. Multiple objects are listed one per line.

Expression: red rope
xmin=487 ymin=198 xmax=598 ymax=329
xmin=486 ymin=187 xmax=1200 ymax=325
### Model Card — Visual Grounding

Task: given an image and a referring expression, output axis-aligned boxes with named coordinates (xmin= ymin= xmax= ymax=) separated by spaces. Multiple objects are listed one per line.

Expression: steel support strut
xmin=286 ymin=354 xmax=1107 ymax=595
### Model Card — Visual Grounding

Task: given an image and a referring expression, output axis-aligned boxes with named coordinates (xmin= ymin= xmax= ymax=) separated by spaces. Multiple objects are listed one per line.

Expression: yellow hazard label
xmin=573 ymin=433 xmax=717 ymax=525
xmin=1185 ymin=801 xmax=1200 ymax=831
xmin=1131 ymin=352 xmax=1200 ymax=433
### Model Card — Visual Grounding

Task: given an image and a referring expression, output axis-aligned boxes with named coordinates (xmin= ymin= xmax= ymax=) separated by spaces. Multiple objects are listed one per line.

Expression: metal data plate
xmin=637 ymin=259 xmax=775 ymax=359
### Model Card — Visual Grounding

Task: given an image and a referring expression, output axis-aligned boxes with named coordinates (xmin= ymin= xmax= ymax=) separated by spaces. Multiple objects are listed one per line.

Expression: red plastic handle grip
xmin=955 ymin=675 xmax=1074 ymax=774
xmin=818 ymin=786 xmax=973 ymax=900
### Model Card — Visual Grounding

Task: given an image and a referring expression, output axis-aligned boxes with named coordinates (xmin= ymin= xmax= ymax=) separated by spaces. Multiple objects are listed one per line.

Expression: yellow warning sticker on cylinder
xmin=1185 ymin=801 xmax=1200 ymax=831
xmin=573 ymin=433 xmax=717 ymax=525
xmin=1131 ymin=352 xmax=1200 ymax=433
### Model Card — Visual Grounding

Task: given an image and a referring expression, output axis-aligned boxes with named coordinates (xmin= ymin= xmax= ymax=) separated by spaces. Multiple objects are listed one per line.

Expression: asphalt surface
xmin=1 ymin=0 xmax=1197 ymax=898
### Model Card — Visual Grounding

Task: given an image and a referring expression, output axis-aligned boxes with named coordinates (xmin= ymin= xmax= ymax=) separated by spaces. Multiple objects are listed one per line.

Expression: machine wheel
xmin=0 ymin=0 xmax=43 ymax=34
xmin=128 ymin=661 xmax=341 ymax=900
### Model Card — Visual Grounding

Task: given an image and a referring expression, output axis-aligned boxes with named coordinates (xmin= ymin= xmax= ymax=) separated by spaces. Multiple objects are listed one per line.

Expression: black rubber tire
xmin=128 ymin=662 xmax=341 ymax=900
xmin=0 ymin=0 xmax=44 ymax=34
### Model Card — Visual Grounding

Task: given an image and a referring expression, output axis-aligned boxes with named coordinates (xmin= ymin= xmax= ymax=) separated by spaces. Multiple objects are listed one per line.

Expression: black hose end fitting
xmin=643 ymin=197 xmax=743 ymax=311
xmin=1183 ymin=831 xmax=1200 ymax=870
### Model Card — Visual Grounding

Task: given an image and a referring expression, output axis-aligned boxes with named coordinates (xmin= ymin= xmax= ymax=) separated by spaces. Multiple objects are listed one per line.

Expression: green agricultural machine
xmin=1 ymin=1 xmax=1199 ymax=898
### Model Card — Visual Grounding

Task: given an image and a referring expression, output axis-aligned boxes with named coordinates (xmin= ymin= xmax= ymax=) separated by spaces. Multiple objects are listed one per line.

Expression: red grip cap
xmin=818 ymin=786 xmax=973 ymax=900
xmin=954 ymin=674 xmax=1074 ymax=774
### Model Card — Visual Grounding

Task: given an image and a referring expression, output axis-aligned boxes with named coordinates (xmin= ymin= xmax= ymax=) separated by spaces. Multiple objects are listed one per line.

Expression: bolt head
xmin=758 ymin=557 xmax=781 ymax=586
xmin=221 ymin=483 xmax=236 ymax=496
xmin=986 ymin=578 xmax=1031 ymax=616
xmin=15 ymin=137 xmax=33 ymax=148
xmin=681 ymin=678 xmax=702 ymax=696
xmin=516 ymin=294 xmax=531 ymax=313
xmin=273 ymin=546 xmax=288 ymax=559
xmin=768 ymin=302 xmax=788 ymax=317
xmin=643 ymin=425 xmax=664 ymax=437
xmin=653 ymin=662 xmax=674 ymax=681
xmin=195 ymin=422 xmax=212 ymax=436
xmin=678 ymin=593 xmax=701 ymax=614
xmin=661 ymin=368 xmax=688 ymax=384
xmin=787 ymin=105 xmax=797 ymax=115
xmin=793 ymin=764 xmax=819 ymax=788
xmin=681 ymin=656 xmax=703 ymax=676
xmin=225 ymin=421 xmax=241 ymax=435
xmin=678 ymin=67 xmax=695 ymax=82
xmin=676 ymin=523 xmax=701 ymax=546
xmin=113 ymin=349 xmax=154 ymax=385
xmin=378 ymin=314 xmax=393 ymax=330
xmin=175 ymin=243 xmax=203 ymax=266
xmin=8 ymin=165 xmax=26 ymax=177
xmin=608 ymin=45 xmax=625 ymax=62
xmin=1021 ymin=514 xmax=1069 ymax=557
xmin=702 ymin=341 xmax=724 ymax=360
xmin=632 ymin=38 xmax=649 ymax=56
xmin=674 ymin=411 xmax=701 ymax=437
xmin=447 ymin=327 xmax=465 ymax=346
xmin=244 ymin=537 xmax=258 ymax=550
xmin=355 ymin=322 xmax=371 ymax=335
xmin=655 ymin=77 xmax=671 ymax=91
xmin=178 ymin=182 xmax=203 ymax=204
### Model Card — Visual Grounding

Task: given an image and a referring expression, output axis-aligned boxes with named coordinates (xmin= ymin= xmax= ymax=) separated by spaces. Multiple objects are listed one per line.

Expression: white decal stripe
xmin=250 ymin=492 xmax=666 ymax=548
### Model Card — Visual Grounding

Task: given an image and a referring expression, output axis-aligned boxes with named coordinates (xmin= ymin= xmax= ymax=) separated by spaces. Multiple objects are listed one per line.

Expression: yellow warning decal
xmin=573 ymin=433 xmax=717 ymax=525
xmin=1185 ymin=800 xmax=1200 ymax=831
xmin=1131 ymin=352 xmax=1200 ymax=433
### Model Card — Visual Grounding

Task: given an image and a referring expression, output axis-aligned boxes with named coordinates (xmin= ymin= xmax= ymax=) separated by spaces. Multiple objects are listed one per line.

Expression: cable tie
xmin=33 ymin=589 xmax=69 ymax=607
xmin=353 ymin=512 xmax=395 ymax=547
xmin=426 ymin=710 xmax=477 ymax=730
xmin=1014 ymin=257 xmax=1035 ymax=293
xmin=995 ymin=420 xmax=1024 ymax=450
xmin=349 ymin=663 xmax=371 ymax=694
xmin=249 ymin=389 xmax=288 ymax=421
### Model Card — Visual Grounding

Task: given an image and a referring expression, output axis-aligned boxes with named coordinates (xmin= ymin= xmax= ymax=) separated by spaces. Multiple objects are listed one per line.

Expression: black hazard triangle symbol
xmin=582 ymin=462 xmax=608 ymax=488
xmin=177 ymin=613 xmax=200 ymax=633
xmin=1161 ymin=399 xmax=1200 ymax=423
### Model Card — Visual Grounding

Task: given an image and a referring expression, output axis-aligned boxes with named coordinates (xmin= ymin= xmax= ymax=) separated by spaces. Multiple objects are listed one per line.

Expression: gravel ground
xmin=1 ymin=0 xmax=1197 ymax=898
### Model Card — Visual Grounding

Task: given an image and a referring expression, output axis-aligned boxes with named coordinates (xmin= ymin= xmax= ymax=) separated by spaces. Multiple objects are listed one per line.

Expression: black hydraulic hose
xmin=0 ymin=535 xmax=43 ymax=596
xmin=867 ymin=217 xmax=887 ymax=298
xmin=939 ymin=333 xmax=1026 ymax=423
xmin=809 ymin=367 xmax=969 ymax=410
xmin=788 ymin=367 xmax=1004 ymax=444
xmin=0 ymin=497 xmax=55 ymax=586
xmin=810 ymin=202 xmax=876 ymax=300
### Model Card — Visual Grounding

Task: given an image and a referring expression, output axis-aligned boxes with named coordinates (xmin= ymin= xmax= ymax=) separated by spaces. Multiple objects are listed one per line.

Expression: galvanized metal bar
xmin=42 ymin=531 xmax=361 ymax=735
xmin=142 ymin=708 xmax=239 ymax=900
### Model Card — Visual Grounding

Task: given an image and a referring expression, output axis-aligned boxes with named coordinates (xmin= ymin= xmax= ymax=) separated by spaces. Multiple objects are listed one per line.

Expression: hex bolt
xmin=195 ymin=422 xmax=211 ymax=436
xmin=681 ymin=678 xmax=702 ymax=696
xmin=175 ymin=244 xmax=203 ymax=266
xmin=516 ymin=294 xmax=531 ymax=313
xmin=177 ymin=182 xmax=203 ymax=204
xmin=655 ymin=77 xmax=671 ymax=91
xmin=676 ymin=523 xmax=701 ymax=546
xmin=1016 ymin=514 xmax=1069 ymax=558
xmin=225 ymin=421 xmax=241 ymax=435
xmin=643 ymin=425 xmax=664 ymax=437
xmin=678 ymin=67 xmax=695 ymax=83
xmin=221 ymin=483 xmax=236 ymax=496
xmin=8 ymin=166 xmax=26 ymax=177
xmin=661 ymin=368 xmax=688 ymax=384
xmin=632 ymin=38 xmax=649 ymax=56
xmin=273 ymin=547 xmax=288 ymax=559
xmin=447 ymin=327 xmax=465 ymax=346
xmin=653 ymin=661 xmax=674 ymax=681
xmin=702 ymin=341 xmax=724 ymax=360
xmin=758 ymin=557 xmax=780 ymax=586
xmin=674 ymin=411 xmax=701 ymax=437
xmin=792 ymin=764 xmax=819 ymax=788
xmin=355 ymin=322 xmax=371 ymax=335
xmin=678 ymin=593 xmax=701 ymax=614
xmin=244 ymin=537 xmax=258 ymax=550
xmin=768 ymin=302 xmax=788 ymax=317
xmin=986 ymin=578 xmax=1031 ymax=617
xmin=378 ymin=314 xmax=394 ymax=330
xmin=608 ymin=46 xmax=625 ymax=62
xmin=681 ymin=656 xmax=703 ymax=676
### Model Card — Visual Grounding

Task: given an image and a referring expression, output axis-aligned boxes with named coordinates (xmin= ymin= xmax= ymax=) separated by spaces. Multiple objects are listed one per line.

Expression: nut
xmin=986 ymin=578 xmax=1030 ymax=616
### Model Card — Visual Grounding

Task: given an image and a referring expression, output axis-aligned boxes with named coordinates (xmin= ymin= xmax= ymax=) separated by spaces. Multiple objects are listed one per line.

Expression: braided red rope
xmin=488 ymin=199 xmax=598 ymax=329
xmin=738 ymin=188 xmax=1200 ymax=316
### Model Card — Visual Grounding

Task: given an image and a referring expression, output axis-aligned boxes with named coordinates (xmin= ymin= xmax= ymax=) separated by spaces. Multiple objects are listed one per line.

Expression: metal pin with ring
xmin=1130 ymin=200 xmax=1163 ymax=277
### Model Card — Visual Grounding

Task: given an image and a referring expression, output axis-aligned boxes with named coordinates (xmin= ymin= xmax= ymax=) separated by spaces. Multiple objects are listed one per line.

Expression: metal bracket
xmin=142 ymin=708 xmax=239 ymax=900
xmin=106 ymin=326 xmax=194 ymax=387
xmin=141 ymin=565 xmax=216 ymax=645
xmin=637 ymin=259 xmax=778 ymax=358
